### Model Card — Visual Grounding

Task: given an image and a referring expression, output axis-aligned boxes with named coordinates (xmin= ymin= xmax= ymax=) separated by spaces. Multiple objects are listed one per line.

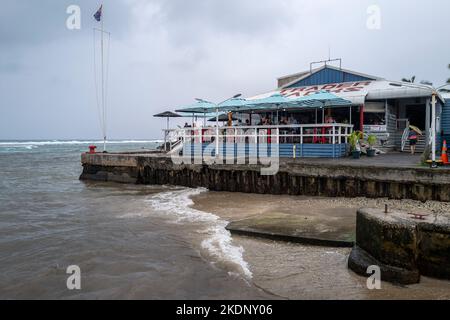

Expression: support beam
xmin=425 ymin=98 xmax=431 ymax=145
xmin=349 ymin=106 xmax=352 ymax=125
xmin=360 ymin=104 xmax=365 ymax=132
xmin=431 ymin=93 xmax=437 ymax=168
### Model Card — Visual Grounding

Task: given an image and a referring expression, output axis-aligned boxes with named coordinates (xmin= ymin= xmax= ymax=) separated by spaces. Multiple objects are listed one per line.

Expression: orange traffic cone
xmin=442 ymin=140 xmax=449 ymax=165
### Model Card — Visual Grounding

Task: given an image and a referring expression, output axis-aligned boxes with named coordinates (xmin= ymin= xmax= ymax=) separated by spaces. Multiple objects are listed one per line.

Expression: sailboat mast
xmin=101 ymin=3 xmax=106 ymax=152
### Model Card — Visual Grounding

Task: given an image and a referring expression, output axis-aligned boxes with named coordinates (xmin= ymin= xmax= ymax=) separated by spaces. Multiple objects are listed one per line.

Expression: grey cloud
xmin=0 ymin=0 xmax=131 ymax=48
xmin=1 ymin=0 xmax=450 ymax=140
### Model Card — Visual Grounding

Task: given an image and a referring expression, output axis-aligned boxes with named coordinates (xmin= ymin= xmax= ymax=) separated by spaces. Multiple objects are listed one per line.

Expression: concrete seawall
xmin=348 ymin=208 xmax=450 ymax=284
xmin=80 ymin=153 xmax=450 ymax=202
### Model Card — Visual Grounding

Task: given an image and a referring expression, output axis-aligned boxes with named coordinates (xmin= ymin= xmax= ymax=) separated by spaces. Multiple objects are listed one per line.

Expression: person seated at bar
xmin=324 ymin=116 xmax=337 ymax=144
xmin=325 ymin=115 xmax=336 ymax=124
xmin=279 ymin=117 xmax=289 ymax=125
xmin=291 ymin=116 xmax=299 ymax=125
xmin=278 ymin=117 xmax=289 ymax=143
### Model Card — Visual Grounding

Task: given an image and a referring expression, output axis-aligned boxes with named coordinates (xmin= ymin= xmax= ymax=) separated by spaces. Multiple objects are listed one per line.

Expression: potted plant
xmin=367 ymin=134 xmax=377 ymax=157
xmin=349 ymin=131 xmax=363 ymax=159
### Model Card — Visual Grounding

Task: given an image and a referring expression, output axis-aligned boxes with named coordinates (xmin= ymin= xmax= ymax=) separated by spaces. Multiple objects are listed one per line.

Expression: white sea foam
xmin=0 ymin=140 xmax=162 ymax=147
xmin=145 ymin=188 xmax=253 ymax=279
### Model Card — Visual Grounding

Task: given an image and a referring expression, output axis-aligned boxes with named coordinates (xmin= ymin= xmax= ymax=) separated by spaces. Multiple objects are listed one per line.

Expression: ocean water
xmin=2 ymin=141 xmax=449 ymax=300
xmin=0 ymin=140 xmax=270 ymax=299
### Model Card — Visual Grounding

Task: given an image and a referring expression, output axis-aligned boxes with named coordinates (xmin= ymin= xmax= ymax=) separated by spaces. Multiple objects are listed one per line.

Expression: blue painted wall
xmin=287 ymin=67 xmax=375 ymax=88
xmin=183 ymin=143 xmax=349 ymax=159
xmin=442 ymin=98 xmax=450 ymax=145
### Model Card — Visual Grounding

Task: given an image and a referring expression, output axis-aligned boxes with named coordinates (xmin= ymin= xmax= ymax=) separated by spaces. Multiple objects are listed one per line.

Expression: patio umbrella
xmin=295 ymin=91 xmax=353 ymax=108
xmin=176 ymin=100 xmax=219 ymax=126
xmin=175 ymin=101 xmax=216 ymax=114
xmin=153 ymin=111 xmax=182 ymax=130
xmin=241 ymin=91 xmax=352 ymax=112
xmin=217 ymin=98 xmax=249 ymax=112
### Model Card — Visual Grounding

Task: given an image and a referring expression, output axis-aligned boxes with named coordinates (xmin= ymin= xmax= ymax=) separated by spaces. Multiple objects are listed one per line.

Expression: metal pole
xmin=215 ymin=107 xmax=219 ymax=157
xmin=360 ymin=104 xmax=365 ymax=132
xmin=349 ymin=106 xmax=352 ymax=124
xmin=164 ymin=129 xmax=166 ymax=152
xmin=431 ymin=92 xmax=437 ymax=168
xmin=101 ymin=3 xmax=106 ymax=152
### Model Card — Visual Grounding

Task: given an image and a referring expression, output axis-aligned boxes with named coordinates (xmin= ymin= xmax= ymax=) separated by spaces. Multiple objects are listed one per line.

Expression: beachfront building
xmin=441 ymin=88 xmax=450 ymax=145
xmin=166 ymin=61 xmax=448 ymax=159
xmin=275 ymin=64 xmax=447 ymax=154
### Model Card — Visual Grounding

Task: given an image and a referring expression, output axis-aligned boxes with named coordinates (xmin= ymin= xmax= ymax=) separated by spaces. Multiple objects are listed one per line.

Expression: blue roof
xmin=282 ymin=65 xmax=379 ymax=88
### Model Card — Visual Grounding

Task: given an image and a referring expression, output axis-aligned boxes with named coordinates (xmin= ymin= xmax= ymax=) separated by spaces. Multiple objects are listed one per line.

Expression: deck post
xmin=254 ymin=128 xmax=258 ymax=158
xmin=425 ymin=98 xmax=431 ymax=145
xmin=349 ymin=106 xmax=352 ymax=125
xmin=332 ymin=125 xmax=336 ymax=145
xmin=360 ymin=104 xmax=365 ymax=132
xmin=431 ymin=93 xmax=437 ymax=167
xmin=300 ymin=126 xmax=303 ymax=144
xmin=164 ymin=130 xmax=167 ymax=152
xmin=215 ymin=107 xmax=219 ymax=157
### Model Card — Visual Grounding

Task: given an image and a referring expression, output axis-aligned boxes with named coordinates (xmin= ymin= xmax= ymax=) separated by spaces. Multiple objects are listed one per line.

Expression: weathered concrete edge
xmin=351 ymin=208 xmax=450 ymax=282
xmin=82 ymin=153 xmax=450 ymax=185
xmin=225 ymin=224 xmax=354 ymax=248
xmin=80 ymin=154 xmax=450 ymax=202
xmin=348 ymin=245 xmax=421 ymax=285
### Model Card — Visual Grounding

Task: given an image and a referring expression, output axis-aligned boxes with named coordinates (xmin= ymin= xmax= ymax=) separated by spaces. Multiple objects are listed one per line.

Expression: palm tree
xmin=400 ymin=76 xmax=432 ymax=86
xmin=401 ymin=76 xmax=416 ymax=83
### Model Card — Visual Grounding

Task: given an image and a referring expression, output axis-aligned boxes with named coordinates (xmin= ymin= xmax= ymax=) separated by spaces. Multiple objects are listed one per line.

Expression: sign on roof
xmin=281 ymin=81 xmax=372 ymax=98
xmin=249 ymin=80 xmax=438 ymax=106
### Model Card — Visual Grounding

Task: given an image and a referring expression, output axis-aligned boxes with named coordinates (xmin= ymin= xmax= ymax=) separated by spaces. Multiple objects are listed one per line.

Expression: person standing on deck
xmin=408 ymin=129 xmax=418 ymax=155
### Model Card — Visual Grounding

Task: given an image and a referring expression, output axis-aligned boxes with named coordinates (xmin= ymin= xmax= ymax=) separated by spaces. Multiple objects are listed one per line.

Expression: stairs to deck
xmin=392 ymin=131 xmax=427 ymax=153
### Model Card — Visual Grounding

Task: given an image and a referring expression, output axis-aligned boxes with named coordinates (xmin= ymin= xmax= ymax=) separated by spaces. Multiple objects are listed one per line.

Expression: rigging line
xmin=101 ymin=36 xmax=106 ymax=141
xmin=104 ymin=32 xmax=111 ymax=139
xmin=92 ymin=28 xmax=104 ymax=136
xmin=100 ymin=8 xmax=106 ymax=146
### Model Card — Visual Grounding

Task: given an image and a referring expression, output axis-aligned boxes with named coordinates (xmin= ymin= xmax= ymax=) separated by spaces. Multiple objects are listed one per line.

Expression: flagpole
xmin=101 ymin=3 xmax=106 ymax=152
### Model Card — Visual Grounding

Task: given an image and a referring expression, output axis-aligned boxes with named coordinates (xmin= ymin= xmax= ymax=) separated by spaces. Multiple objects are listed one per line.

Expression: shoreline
xmin=80 ymin=152 xmax=450 ymax=203
xmin=189 ymin=191 xmax=450 ymax=300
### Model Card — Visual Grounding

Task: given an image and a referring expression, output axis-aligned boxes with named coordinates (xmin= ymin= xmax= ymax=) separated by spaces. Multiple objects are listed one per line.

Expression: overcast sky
xmin=1 ymin=0 xmax=449 ymax=140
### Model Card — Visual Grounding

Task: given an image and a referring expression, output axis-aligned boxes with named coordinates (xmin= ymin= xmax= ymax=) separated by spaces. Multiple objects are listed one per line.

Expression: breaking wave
xmin=0 ymin=140 xmax=162 ymax=147
xmin=145 ymin=188 xmax=253 ymax=279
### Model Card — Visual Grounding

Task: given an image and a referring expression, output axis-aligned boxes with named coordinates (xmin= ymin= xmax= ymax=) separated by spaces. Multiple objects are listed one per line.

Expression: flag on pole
xmin=93 ymin=5 xmax=103 ymax=22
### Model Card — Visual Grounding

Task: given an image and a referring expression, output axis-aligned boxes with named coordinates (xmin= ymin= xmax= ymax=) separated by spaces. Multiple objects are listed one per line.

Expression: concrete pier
xmin=348 ymin=208 xmax=450 ymax=284
xmin=80 ymin=152 xmax=450 ymax=202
